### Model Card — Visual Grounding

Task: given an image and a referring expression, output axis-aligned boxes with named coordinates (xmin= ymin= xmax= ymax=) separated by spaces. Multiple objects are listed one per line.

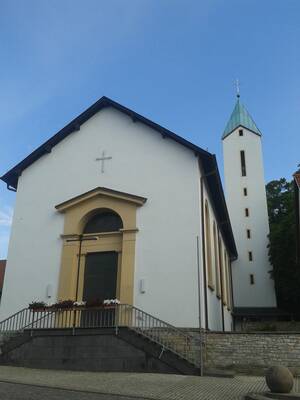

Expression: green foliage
xmin=266 ymin=178 xmax=300 ymax=312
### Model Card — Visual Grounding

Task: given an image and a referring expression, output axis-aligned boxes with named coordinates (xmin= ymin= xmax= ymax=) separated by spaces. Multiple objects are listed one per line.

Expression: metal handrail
xmin=0 ymin=304 xmax=200 ymax=366
xmin=117 ymin=304 xmax=200 ymax=366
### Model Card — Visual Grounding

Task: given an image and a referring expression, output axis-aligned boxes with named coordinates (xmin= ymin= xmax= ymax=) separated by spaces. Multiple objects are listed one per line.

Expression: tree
xmin=266 ymin=178 xmax=300 ymax=312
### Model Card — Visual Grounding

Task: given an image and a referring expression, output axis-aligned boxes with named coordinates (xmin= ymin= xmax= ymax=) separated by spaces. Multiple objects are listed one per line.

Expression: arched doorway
xmin=56 ymin=186 xmax=147 ymax=305
xmin=82 ymin=210 xmax=123 ymax=304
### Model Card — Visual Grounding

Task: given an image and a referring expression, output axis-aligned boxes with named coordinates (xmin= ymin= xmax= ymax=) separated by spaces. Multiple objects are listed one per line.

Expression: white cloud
xmin=0 ymin=206 xmax=13 ymax=227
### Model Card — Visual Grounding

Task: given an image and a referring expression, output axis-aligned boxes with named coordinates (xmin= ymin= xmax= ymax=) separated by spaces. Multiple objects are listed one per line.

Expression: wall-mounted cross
xmin=95 ymin=150 xmax=112 ymax=173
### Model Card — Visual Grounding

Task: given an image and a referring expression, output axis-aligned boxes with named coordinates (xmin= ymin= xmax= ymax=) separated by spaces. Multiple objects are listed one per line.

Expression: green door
xmin=81 ymin=252 xmax=118 ymax=327
xmin=83 ymin=251 xmax=118 ymax=302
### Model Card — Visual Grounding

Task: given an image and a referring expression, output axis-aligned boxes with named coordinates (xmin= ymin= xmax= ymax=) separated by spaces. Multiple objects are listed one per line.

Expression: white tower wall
xmin=223 ymin=126 xmax=276 ymax=307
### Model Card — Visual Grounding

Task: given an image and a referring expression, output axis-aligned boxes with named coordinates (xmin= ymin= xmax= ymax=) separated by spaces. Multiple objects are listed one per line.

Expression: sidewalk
xmin=0 ymin=366 xmax=298 ymax=400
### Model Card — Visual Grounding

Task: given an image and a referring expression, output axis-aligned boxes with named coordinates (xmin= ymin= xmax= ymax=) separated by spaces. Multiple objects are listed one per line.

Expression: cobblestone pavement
xmin=0 ymin=366 xmax=299 ymax=400
xmin=0 ymin=382 xmax=135 ymax=400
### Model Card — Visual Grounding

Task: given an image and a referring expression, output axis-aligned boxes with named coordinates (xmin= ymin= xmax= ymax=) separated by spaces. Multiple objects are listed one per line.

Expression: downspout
xmin=229 ymin=258 xmax=235 ymax=330
xmin=217 ymin=229 xmax=225 ymax=332
xmin=196 ymin=235 xmax=203 ymax=376
xmin=200 ymin=176 xmax=209 ymax=330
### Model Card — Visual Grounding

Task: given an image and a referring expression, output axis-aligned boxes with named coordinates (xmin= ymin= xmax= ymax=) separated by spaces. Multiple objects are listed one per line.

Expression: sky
xmin=0 ymin=0 xmax=300 ymax=258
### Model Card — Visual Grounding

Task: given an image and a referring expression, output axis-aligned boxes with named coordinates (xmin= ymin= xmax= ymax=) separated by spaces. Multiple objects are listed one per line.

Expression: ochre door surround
xmin=55 ymin=187 xmax=147 ymax=305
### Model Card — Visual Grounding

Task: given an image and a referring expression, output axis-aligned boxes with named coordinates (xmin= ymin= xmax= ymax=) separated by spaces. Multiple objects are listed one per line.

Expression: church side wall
xmin=202 ymin=183 xmax=233 ymax=331
xmin=0 ymin=107 xmax=204 ymax=328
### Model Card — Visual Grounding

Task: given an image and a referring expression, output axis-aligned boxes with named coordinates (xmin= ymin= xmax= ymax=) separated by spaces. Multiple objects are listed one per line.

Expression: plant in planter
xmin=85 ymin=299 xmax=104 ymax=308
xmin=74 ymin=301 xmax=87 ymax=307
xmin=29 ymin=301 xmax=47 ymax=310
xmin=52 ymin=300 xmax=75 ymax=309
xmin=103 ymin=299 xmax=120 ymax=306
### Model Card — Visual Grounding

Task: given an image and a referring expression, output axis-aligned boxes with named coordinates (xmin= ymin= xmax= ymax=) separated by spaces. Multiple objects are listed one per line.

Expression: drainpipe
xmin=229 ymin=259 xmax=235 ymax=331
xmin=200 ymin=176 xmax=209 ymax=331
xmin=196 ymin=235 xmax=203 ymax=376
xmin=217 ymin=230 xmax=225 ymax=332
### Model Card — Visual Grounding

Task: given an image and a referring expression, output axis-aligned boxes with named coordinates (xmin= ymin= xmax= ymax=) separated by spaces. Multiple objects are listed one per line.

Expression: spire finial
xmin=235 ymin=78 xmax=240 ymax=98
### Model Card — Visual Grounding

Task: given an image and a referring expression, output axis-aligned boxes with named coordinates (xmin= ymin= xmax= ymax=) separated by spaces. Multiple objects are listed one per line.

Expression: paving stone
xmin=0 ymin=365 xmax=293 ymax=400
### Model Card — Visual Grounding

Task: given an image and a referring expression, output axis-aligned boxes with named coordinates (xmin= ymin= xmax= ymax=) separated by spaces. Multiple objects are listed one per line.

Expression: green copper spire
xmin=222 ymin=97 xmax=261 ymax=139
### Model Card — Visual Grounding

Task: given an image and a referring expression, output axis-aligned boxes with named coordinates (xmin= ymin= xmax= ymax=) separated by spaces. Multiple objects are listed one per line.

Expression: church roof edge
xmin=1 ymin=96 xmax=211 ymax=190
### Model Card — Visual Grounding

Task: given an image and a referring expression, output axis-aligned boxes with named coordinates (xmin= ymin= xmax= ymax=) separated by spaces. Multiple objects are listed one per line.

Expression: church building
xmin=0 ymin=96 xmax=237 ymax=331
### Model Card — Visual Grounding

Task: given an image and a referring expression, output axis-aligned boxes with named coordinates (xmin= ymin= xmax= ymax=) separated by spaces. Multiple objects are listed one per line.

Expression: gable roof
xmin=222 ymin=97 xmax=261 ymax=139
xmin=0 ymin=96 xmax=237 ymax=259
xmin=1 ymin=96 xmax=210 ymax=190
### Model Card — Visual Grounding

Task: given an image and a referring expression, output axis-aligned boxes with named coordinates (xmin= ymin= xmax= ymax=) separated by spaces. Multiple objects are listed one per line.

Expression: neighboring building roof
xmin=222 ymin=96 xmax=261 ymax=139
xmin=0 ymin=260 xmax=6 ymax=290
xmin=294 ymin=172 xmax=300 ymax=188
xmin=0 ymin=96 xmax=237 ymax=259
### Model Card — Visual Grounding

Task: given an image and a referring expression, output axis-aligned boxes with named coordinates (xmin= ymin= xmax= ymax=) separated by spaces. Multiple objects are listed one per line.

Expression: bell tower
xmin=222 ymin=95 xmax=277 ymax=308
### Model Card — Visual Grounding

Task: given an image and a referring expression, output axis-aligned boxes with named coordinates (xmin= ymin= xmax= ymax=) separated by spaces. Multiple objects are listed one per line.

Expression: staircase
xmin=0 ymin=305 xmax=202 ymax=375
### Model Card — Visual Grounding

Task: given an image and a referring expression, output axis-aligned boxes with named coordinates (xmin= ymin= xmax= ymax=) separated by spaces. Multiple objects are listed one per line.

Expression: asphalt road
xmin=0 ymin=382 xmax=142 ymax=400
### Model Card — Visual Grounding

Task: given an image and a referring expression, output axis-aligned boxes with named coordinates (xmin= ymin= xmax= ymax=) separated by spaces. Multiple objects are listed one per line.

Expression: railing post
xmin=72 ymin=309 xmax=76 ymax=336
xmin=115 ymin=305 xmax=119 ymax=336
xmin=30 ymin=310 xmax=34 ymax=337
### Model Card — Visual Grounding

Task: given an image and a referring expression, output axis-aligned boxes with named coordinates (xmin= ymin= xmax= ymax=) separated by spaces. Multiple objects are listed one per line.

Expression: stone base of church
xmin=0 ymin=328 xmax=200 ymax=376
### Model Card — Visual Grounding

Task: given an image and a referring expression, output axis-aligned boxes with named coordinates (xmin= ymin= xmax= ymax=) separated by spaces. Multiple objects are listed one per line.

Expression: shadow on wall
xmin=0 ymin=260 xmax=6 ymax=301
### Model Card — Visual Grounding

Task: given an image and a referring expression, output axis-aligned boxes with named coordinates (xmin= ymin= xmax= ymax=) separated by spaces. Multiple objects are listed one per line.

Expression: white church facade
xmin=0 ymin=95 xmax=277 ymax=331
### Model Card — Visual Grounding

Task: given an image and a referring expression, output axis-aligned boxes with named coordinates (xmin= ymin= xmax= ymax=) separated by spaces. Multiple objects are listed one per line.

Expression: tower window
xmin=247 ymin=229 xmax=251 ymax=239
xmin=248 ymin=251 xmax=253 ymax=261
xmin=243 ymin=187 xmax=248 ymax=196
xmin=239 ymin=129 xmax=244 ymax=136
xmin=245 ymin=208 xmax=249 ymax=217
xmin=250 ymin=274 xmax=255 ymax=285
xmin=240 ymin=150 xmax=247 ymax=176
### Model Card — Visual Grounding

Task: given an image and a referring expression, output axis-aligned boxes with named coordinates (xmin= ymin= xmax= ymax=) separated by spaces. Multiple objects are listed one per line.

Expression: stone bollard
xmin=265 ymin=366 xmax=294 ymax=393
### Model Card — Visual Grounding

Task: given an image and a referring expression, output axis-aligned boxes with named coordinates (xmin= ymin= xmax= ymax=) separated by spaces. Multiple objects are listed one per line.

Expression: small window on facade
xmin=245 ymin=208 xmax=249 ymax=217
xmin=239 ymin=129 xmax=243 ymax=136
xmin=240 ymin=150 xmax=247 ymax=176
xmin=248 ymin=251 xmax=253 ymax=261
xmin=247 ymin=229 xmax=251 ymax=239
xmin=250 ymin=274 xmax=255 ymax=285
xmin=243 ymin=187 xmax=248 ymax=196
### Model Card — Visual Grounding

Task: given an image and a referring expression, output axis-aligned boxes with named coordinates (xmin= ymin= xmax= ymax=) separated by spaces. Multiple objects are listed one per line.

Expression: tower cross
xmin=95 ymin=150 xmax=112 ymax=173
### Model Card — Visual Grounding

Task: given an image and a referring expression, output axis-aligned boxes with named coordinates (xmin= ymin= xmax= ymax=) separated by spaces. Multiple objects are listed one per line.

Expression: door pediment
xmin=55 ymin=187 xmax=147 ymax=236
xmin=56 ymin=187 xmax=147 ymax=212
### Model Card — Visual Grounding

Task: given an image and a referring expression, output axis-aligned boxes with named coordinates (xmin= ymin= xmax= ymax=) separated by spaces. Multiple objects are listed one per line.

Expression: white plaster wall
xmin=223 ymin=127 xmax=276 ymax=307
xmin=1 ymin=107 xmax=207 ymax=327
xmin=202 ymin=184 xmax=233 ymax=331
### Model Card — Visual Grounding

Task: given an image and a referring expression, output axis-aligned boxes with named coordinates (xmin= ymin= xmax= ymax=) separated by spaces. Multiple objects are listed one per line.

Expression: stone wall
xmin=238 ymin=320 xmax=300 ymax=332
xmin=204 ymin=332 xmax=300 ymax=375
